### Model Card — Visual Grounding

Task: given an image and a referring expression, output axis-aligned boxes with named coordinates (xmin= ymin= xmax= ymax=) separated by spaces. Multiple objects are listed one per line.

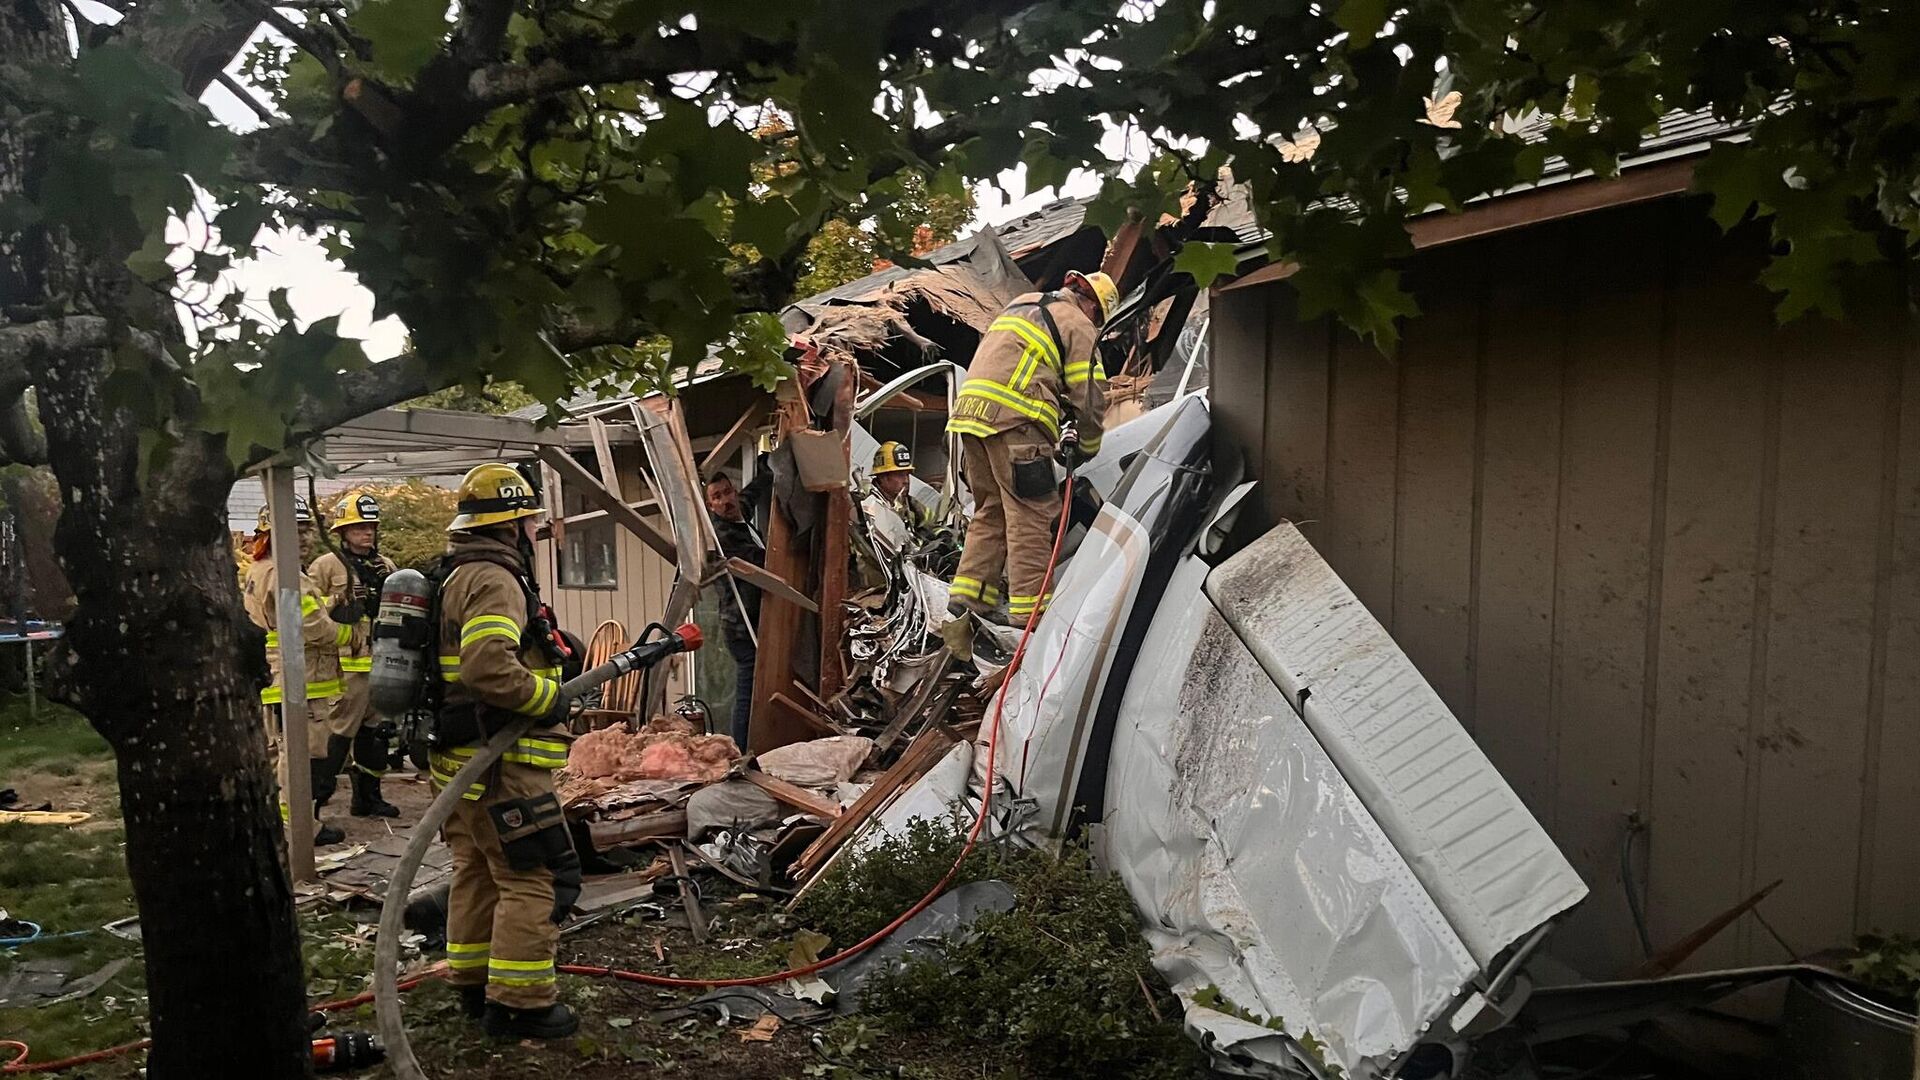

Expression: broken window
xmin=557 ymin=462 xmax=618 ymax=589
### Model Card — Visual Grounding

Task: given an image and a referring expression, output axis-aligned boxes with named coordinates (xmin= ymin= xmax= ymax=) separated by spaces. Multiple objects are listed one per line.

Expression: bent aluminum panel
xmin=1205 ymin=524 xmax=1587 ymax=967
xmin=1105 ymin=557 xmax=1479 ymax=1076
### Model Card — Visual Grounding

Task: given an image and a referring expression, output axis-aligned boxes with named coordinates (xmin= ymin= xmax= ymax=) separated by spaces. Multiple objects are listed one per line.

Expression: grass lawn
xmin=0 ymin=704 xmax=1042 ymax=1079
xmin=0 ymin=700 xmax=146 ymax=1073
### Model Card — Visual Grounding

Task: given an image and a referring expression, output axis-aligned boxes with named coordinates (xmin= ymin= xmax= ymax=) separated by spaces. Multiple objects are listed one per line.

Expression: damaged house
xmin=304 ymin=126 xmax=1913 ymax=1079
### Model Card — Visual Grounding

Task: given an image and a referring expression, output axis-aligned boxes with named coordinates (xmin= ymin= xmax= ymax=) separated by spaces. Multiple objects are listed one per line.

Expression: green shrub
xmin=797 ymin=815 xmax=1202 ymax=1078
xmin=1846 ymin=933 xmax=1920 ymax=1004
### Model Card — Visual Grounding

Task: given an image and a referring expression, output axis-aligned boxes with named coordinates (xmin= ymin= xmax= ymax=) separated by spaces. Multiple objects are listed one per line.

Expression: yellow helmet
xmin=447 ymin=463 xmax=544 ymax=532
xmin=255 ymin=496 xmax=312 ymax=533
xmin=871 ymin=441 xmax=913 ymax=476
xmin=1065 ymin=270 xmax=1119 ymax=325
xmin=330 ymin=492 xmax=381 ymax=532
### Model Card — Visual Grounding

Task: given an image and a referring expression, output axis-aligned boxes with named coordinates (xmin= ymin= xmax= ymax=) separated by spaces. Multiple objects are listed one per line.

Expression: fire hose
xmin=3 ymin=468 xmax=1078 ymax=1077
xmin=375 ymin=466 xmax=1079 ymax=1080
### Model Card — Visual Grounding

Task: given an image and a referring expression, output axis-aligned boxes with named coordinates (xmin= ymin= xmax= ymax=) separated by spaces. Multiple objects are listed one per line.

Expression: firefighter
xmin=243 ymin=496 xmax=357 ymax=846
xmin=309 ymin=493 xmax=401 ymax=818
xmin=431 ymin=463 xmax=580 ymax=1039
xmin=861 ymin=441 xmax=927 ymax=554
xmin=945 ymin=270 xmax=1115 ymax=624
xmin=868 ymin=442 xmax=917 ymax=513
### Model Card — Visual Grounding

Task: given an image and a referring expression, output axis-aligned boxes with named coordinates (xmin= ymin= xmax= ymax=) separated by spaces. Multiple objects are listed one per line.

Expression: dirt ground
xmin=2 ymin=708 xmax=1734 ymax=1080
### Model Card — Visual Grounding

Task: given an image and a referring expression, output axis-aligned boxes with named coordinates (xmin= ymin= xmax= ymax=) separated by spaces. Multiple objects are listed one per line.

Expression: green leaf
xmin=125 ymin=231 xmax=176 ymax=284
xmin=1173 ymin=241 xmax=1241 ymax=288
xmin=1332 ymin=0 xmax=1391 ymax=45
xmin=348 ymin=0 xmax=449 ymax=84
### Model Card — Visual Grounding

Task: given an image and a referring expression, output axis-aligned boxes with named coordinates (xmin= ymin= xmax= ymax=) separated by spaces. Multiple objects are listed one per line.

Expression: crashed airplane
xmin=859 ymin=395 xmax=1589 ymax=1079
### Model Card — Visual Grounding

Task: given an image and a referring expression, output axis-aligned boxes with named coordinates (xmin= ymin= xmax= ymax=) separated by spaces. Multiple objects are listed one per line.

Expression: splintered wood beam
xmin=746 ymin=392 xmax=815 ymax=756
xmin=816 ymin=355 xmax=856 ymax=700
xmin=588 ymin=417 xmax=622 ymax=494
xmin=1100 ymin=216 xmax=1149 ymax=292
xmin=586 ymin=809 xmax=689 ymax=849
xmin=791 ymin=726 xmax=957 ymax=882
xmin=536 ymin=445 xmax=676 ymax=561
xmin=741 ymin=770 xmax=842 ymax=820
xmin=534 ymin=499 xmax=659 ymax=540
xmin=700 ymin=396 xmax=772 ymax=479
xmin=720 ymin=557 xmax=818 ymax=613
xmin=818 ymin=487 xmax=851 ymax=699
xmin=769 ymin=692 xmax=842 ymax=740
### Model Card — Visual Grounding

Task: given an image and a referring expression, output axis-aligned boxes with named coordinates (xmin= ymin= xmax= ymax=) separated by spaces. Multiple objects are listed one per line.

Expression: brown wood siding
xmin=1211 ymin=197 xmax=1920 ymax=976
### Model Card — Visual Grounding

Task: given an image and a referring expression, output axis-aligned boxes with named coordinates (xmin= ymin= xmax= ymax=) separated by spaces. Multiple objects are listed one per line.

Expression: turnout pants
xmin=439 ymin=760 xmax=564 ymax=1009
xmin=950 ymin=425 xmax=1059 ymax=620
xmin=327 ymin=672 xmax=388 ymax=777
xmin=270 ymin=700 xmax=337 ymax=816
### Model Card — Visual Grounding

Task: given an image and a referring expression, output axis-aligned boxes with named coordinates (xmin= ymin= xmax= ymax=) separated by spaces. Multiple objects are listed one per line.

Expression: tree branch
xmin=214 ymin=70 xmax=276 ymax=123
xmin=465 ymin=30 xmax=795 ymax=110
xmin=449 ymin=0 xmax=514 ymax=68
xmin=0 ymin=316 xmax=164 ymax=377
xmin=231 ymin=0 xmax=343 ymax=78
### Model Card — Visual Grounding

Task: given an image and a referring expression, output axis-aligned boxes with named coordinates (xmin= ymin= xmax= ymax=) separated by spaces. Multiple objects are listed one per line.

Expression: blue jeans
xmin=727 ymin=636 xmax=756 ymax=750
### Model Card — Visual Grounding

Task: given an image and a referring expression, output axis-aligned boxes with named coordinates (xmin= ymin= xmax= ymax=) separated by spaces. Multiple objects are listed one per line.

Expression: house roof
xmin=1223 ymin=107 xmax=1749 ymax=292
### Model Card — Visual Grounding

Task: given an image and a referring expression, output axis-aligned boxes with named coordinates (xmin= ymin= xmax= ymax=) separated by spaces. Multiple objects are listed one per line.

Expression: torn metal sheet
xmin=1105 ymin=556 xmax=1479 ymax=1077
xmin=972 ymin=395 xmax=1215 ymax=839
xmin=1205 ymin=525 xmax=1587 ymax=967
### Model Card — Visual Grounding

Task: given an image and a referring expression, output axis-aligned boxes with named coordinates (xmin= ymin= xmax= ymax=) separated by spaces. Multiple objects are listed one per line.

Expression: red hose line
xmin=565 ymin=472 xmax=1078 ymax=990
xmin=9 ymin=475 xmax=1079 ymax=1070
xmin=0 ymin=975 xmax=443 ymax=1074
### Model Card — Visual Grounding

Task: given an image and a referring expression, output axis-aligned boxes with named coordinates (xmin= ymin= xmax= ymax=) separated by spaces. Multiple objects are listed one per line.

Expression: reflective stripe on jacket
xmin=243 ymin=560 xmax=348 ymax=704
xmin=434 ymin=533 xmax=571 ymax=798
xmin=309 ymin=549 xmax=394 ymax=675
xmin=946 ymin=292 xmax=1108 ymax=454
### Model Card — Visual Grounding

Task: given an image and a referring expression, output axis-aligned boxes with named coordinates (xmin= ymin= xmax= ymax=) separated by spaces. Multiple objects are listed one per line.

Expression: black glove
xmin=329 ymin=597 xmax=366 ymax=625
xmin=1056 ymin=422 xmax=1082 ymax=466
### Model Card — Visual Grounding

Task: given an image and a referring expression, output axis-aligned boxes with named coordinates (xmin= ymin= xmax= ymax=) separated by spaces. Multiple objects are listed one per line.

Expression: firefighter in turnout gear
xmin=243 ymin=496 xmax=358 ymax=846
xmin=860 ymin=441 xmax=929 ymax=555
xmin=945 ymin=269 xmax=1114 ymax=623
xmin=309 ymin=493 xmax=401 ymax=818
xmin=432 ymin=463 xmax=582 ymax=1040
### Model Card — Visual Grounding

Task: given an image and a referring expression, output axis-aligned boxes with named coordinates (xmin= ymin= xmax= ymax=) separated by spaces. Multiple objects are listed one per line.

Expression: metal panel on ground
xmin=1206 ymin=524 xmax=1588 ymax=968
xmin=1104 ymin=557 xmax=1478 ymax=1077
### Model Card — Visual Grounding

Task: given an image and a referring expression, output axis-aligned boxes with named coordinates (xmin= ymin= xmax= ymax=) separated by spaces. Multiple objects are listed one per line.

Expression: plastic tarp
xmin=1106 ymin=557 xmax=1480 ymax=1077
xmin=1204 ymin=526 xmax=1587 ymax=967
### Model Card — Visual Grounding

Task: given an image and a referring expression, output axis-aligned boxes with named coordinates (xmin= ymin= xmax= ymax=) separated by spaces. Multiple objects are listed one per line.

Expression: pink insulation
xmin=565 ymin=725 xmax=740 ymax=784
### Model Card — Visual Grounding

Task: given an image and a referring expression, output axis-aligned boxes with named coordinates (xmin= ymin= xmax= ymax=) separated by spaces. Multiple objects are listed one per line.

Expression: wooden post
xmin=747 ymin=393 xmax=813 ymax=755
xmin=536 ymin=446 xmax=677 ymax=561
xmin=816 ymin=357 xmax=857 ymax=700
xmin=266 ymin=465 xmax=315 ymax=882
xmin=817 ymin=487 xmax=850 ymax=700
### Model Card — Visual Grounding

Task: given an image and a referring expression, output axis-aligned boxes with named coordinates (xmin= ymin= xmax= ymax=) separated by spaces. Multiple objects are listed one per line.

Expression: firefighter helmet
xmin=330 ymin=492 xmax=381 ymax=532
xmin=255 ymin=495 xmax=313 ymax=533
xmin=447 ymin=463 xmax=544 ymax=532
xmin=1064 ymin=270 xmax=1119 ymax=324
xmin=871 ymin=442 xmax=913 ymax=476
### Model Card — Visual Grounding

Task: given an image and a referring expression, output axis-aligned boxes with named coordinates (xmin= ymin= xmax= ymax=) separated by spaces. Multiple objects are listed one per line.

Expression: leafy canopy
xmin=7 ymin=0 xmax=1915 ymax=467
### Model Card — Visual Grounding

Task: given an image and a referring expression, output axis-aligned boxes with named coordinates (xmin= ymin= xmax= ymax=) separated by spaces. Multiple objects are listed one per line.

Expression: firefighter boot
xmin=457 ymin=986 xmax=486 ymax=1021
xmin=349 ymin=769 xmax=400 ymax=818
xmin=314 ymin=812 xmax=346 ymax=846
xmin=483 ymin=1002 xmax=579 ymax=1040
xmin=313 ymin=735 xmax=351 ymax=808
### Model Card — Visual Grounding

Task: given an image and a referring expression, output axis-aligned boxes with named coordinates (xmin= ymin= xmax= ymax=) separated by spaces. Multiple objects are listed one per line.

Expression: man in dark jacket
xmin=706 ymin=469 xmax=770 ymax=749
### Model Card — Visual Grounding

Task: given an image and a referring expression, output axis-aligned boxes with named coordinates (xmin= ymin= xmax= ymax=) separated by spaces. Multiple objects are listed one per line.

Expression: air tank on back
xmin=368 ymin=568 xmax=434 ymax=717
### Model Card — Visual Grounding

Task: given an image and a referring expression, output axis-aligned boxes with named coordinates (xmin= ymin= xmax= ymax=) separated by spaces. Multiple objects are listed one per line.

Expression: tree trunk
xmin=33 ymin=368 xmax=316 ymax=1078
xmin=3 ymin=3 xmax=316 ymax=1076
